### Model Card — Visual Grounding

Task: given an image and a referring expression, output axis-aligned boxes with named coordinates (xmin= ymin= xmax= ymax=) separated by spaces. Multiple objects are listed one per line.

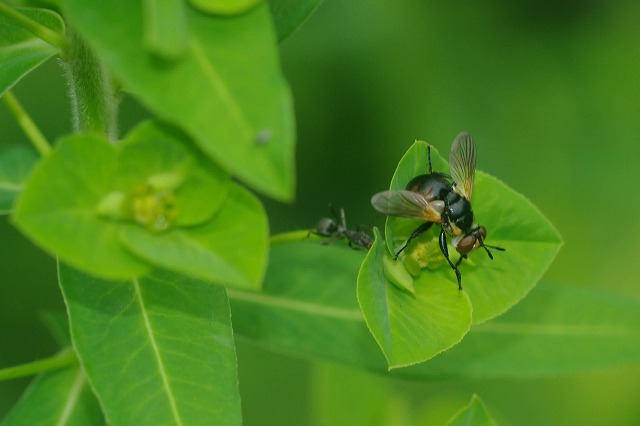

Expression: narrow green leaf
xmin=380 ymin=140 xmax=562 ymax=323
xmin=121 ymin=183 xmax=269 ymax=290
xmin=2 ymin=366 xmax=104 ymax=426
xmin=58 ymin=264 xmax=242 ymax=426
xmin=13 ymin=121 xmax=230 ymax=280
xmin=266 ymin=0 xmax=324 ymax=41
xmin=358 ymin=228 xmax=472 ymax=368
xmin=189 ymin=0 xmax=261 ymax=15
xmin=447 ymin=395 xmax=498 ymax=426
xmin=229 ymin=241 xmax=640 ymax=377
xmin=0 ymin=7 xmax=64 ymax=96
xmin=0 ymin=144 xmax=38 ymax=214
xmin=62 ymin=0 xmax=296 ymax=201
xmin=142 ymin=0 xmax=189 ymax=59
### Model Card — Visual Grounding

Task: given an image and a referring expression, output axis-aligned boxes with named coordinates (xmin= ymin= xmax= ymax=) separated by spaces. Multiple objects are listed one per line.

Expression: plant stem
xmin=59 ymin=28 xmax=119 ymax=140
xmin=270 ymin=229 xmax=317 ymax=245
xmin=0 ymin=347 xmax=77 ymax=381
xmin=0 ymin=2 xmax=67 ymax=50
xmin=2 ymin=91 xmax=52 ymax=156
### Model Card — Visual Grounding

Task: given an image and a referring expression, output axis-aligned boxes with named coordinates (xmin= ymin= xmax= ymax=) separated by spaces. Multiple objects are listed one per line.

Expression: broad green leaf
xmin=266 ymin=0 xmax=324 ymax=41
xmin=358 ymin=228 xmax=472 ymax=368
xmin=121 ymin=183 xmax=269 ymax=290
xmin=13 ymin=134 xmax=150 ymax=278
xmin=0 ymin=7 xmax=64 ymax=96
xmin=447 ymin=395 xmax=497 ymax=426
xmin=58 ymin=264 xmax=242 ymax=426
xmin=189 ymin=0 xmax=260 ymax=15
xmin=229 ymin=241 xmax=640 ymax=377
xmin=142 ymin=0 xmax=189 ymax=59
xmin=62 ymin=0 xmax=296 ymax=201
xmin=380 ymin=141 xmax=562 ymax=323
xmin=13 ymin=121 xmax=230 ymax=279
xmin=1 ymin=365 xmax=104 ymax=426
xmin=0 ymin=144 xmax=38 ymax=214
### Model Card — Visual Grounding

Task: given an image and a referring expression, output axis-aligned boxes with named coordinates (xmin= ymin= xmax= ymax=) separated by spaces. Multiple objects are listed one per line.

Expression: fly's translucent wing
xmin=371 ymin=190 xmax=443 ymax=222
xmin=450 ymin=132 xmax=477 ymax=200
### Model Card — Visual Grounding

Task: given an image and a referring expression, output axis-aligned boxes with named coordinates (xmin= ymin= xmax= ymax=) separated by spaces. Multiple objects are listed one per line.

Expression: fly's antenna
xmin=481 ymin=243 xmax=505 ymax=260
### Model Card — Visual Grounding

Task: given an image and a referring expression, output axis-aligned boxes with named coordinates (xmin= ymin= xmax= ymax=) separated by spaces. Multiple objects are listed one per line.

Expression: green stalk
xmin=59 ymin=28 xmax=119 ymax=140
xmin=0 ymin=2 xmax=67 ymax=50
xmin=270 ymin=229 xmax=316 ymax=245
xmin=0 ymin=347 xmax=77 ymax=381
xmin=2 ymin=91 xmax=52 ymax=156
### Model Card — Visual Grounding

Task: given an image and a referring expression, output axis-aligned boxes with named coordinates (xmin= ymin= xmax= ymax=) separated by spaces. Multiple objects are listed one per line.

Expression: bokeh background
xmin=2 ymin=0 xmax=640 ymax=424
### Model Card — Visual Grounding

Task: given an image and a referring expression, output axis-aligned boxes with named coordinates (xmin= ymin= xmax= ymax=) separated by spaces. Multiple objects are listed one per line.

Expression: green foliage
xmin=266 ymin=0 xmax=324 ymax=41
xmin=0 ymin=144 xmax=37 ymax=214
xmin=2 ymin=366 xmax=103 ymax=426
xmin=357 ymin=141 xmax=562 ymax=367
xmin=62 ymin=0 xmax=295 ymax=201
xmin=58 ymin=264 xmax=242 ymax=425
xmin=447 ymin=395 xmax=497 ymax=426
xmin=0 ymin=7 xmax=63 ymax=96
xmin=230 ymin=241 xmax=640 ymax=378
xmin=358 ymin=228 xmax=472 ymax=368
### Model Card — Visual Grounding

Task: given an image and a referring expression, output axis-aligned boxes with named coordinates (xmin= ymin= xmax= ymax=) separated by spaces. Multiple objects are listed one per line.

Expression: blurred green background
xmin=3 ymin=0 xmax=640 ymax=424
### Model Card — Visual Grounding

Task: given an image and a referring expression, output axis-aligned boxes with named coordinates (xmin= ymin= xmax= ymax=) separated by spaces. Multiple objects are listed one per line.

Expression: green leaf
xmin=229 ymin=241 xmax=640 ymax=377
xmin=121 ymin=183 xmax=269 ymax=290
xmin=266 ymin=0 xmax=324 ymax=41
xmin=381 ymin=141 xmax=562 ymax=323
xmin=58 ymin=264 xmax=242 ymax=426
xmin=13 ymin=121 xmax=230 ymax=279
xmin=2 ymin=366 xmax=104 ymax=426
xmin=189 ymin=0 xmax=261 ymax=15
xmin=0 ymin=7 xmax=64 ymax=96
xmin=0 ymin=144 xmax=38 ymax=214
xmin=447 ymin=395 xmax=498 ymax=426
xmin=357 ymin=228 xmax=472 ymax=368
xmin=141 ymin=0 xmax=189 ymax=59
xmin=62 ymin=0 xmax=296 ymax=201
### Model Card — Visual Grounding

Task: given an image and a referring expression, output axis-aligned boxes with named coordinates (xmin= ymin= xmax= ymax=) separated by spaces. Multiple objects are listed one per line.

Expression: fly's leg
xmin=438 ymin=228 xmax=463 ymax=290
xmin=394 ymin=221 xmax=433 ymax=260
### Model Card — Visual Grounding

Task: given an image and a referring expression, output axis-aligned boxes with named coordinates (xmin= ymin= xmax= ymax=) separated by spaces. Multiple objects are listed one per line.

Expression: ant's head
xmin=316 ymin=217 xmax=337 ymax=237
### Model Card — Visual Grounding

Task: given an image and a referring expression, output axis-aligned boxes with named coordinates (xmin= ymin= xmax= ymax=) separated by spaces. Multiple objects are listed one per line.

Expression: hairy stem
xmin=0 ymin=347 xmax=77 ymax=381
xmin=59 ymin=28 xmax=119 ymax=140
xmin=2 ymin=91 xmax=52 ymax=156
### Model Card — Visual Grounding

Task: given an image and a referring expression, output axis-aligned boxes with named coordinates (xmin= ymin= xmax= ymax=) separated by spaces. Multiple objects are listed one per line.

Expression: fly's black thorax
xmin=406 ymin=173 xmax=474 ymax=235
xmin=443 ymin=191 xmax=474 ymax=235
xmin=406 ymin=173 xmax=451 ymax=202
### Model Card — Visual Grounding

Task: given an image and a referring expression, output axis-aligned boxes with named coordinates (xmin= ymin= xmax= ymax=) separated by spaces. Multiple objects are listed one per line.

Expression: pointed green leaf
xmin=447 ymin=395 xmax=498 ymax=426
xmin=121 ymin=183 xmax=269 ymax=290
xmin=189 ymin=0 xmax=261 ymax=15
xmin=266 ymin=0 xmax=324 ymax=41
xmin=13 ymin=121 xmax=230 ymax=279
xmin=58 ymin=264 xmax=242 ymax=425
xmin=2 ymin=366 xmax=104 ymax=426
xmin=0 ymin=7 xmax=64 ymax=96
xmin=62 ymin=0 xmax=296 ymax=201
xmin=357 ymin=228 xmax=472 ymax=368
xmin=381 ymin=140 xmax=562 ymax=323
xmin=0 ymin=144 xmax=38 ymax=214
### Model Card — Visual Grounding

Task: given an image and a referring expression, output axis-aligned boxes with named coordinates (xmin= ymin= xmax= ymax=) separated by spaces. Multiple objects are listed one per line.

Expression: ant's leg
xmin=394 ymin=221 xmax=433 ymax=260
xmin=438 ymin=229 xmax=463 ymax=290
xmin=427 ymin=145 xmax=433 ymax=173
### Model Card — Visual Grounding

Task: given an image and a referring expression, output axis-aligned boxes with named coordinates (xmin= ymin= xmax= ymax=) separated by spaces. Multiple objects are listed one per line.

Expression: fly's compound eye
xmin=456 ymin=234 xmax=477 ymax=254
xmin=478 ymin=226 xmax=487 ymax=244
